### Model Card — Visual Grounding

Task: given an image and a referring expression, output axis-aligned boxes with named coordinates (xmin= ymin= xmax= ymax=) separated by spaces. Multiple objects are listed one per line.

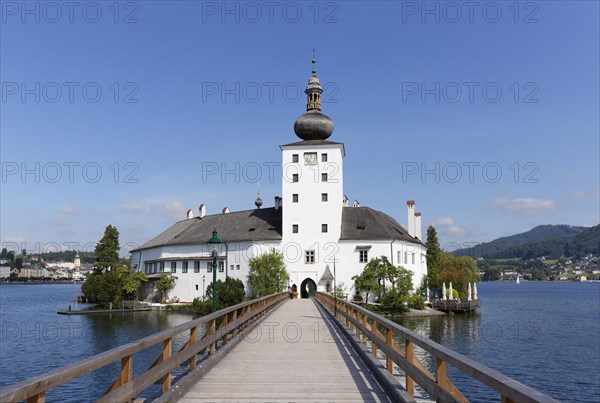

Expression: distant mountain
xmin=453 ymin=225 xmax=589 ymax=258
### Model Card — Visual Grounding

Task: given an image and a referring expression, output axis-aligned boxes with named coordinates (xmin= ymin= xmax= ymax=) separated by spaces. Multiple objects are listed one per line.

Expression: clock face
xmin=304 ymin=152 xmax=317 ymax=165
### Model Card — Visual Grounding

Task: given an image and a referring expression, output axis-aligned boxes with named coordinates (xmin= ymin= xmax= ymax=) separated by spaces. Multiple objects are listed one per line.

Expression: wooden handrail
xmin=0 ymin=292 xmax=288 ymax=403
xmin=315 ymin=292 xmax=559 ymax=403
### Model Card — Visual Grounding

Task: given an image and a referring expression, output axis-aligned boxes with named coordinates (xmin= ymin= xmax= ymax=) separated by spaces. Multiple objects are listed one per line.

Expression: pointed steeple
xmin=293 ymin=51 xmax=334 ymax=141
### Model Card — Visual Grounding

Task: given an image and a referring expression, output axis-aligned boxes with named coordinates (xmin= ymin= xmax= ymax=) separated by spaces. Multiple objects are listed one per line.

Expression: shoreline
xmin=0 ymin=281 xmax=84 ymax=285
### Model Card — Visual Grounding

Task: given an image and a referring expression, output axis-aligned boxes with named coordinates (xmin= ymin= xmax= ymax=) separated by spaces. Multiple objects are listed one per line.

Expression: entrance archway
xmin=300 ymin=278 xmax=317 ymax=298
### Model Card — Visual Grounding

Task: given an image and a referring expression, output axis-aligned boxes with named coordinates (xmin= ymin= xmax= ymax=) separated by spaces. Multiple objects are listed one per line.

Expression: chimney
xmin=407 ymin=200 xmax=415 ymax=237
xmin=353 ymin=200 xmax=360 ymax=207
xmin=186 ymin=209 xmax=194 ymax=219
xmin=415 ymin=212 xmax=422 ymax=240
xmin=343 ymin=195 xmax=349 ymax=207
xmin=199 ymin=204 xmax=206 ymax=218
xmin=274 ymin=196 xmax=281 ymax=210
xmin=222 ymin=207 xmax=230 ymax=214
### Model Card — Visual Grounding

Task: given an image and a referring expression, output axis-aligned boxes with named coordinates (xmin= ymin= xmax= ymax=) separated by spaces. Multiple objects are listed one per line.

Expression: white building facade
xmin=131 ymin=60 xmax=427 ymax=302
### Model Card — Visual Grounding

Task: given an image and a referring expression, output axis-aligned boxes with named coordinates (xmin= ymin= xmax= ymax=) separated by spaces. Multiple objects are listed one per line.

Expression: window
xmin=321 ymin=173 xmax=328 ymax=182
xmin=412 ymin=253 xmax=415 ymax=265
xmin=292 ymin=154 xmax=299 ymax=163
xmin=292 ymin=174 xmax=299 ymax=183
xmin=293 ymin=194 xmax=298 ymax=203
xmin=160 ymin=262 xmax=165 ymax=273
xmin=152 ymin=263 xmax=157 ymax=273
xmin=207 ymin=261 xmax=212 ymax=273
xmin=182 ymin=261 xmax=188 ymax=273
xmin=171 ymin=261 xmax=176 ymax=273
xmin=305 ymin=250 xmax=315 ymax=264
xmin=292 ymin=224 xmax=298 ymax=233
xmin=359 ymin=250 xmax=368 ymax=263
xmin=404 ymin=251 xmax=408 ymax=264
xmin=322 ymin=153 xmax=328 ymax=162
xmin=230 ymin=265 xmax=234 ymax=272
xmin=194 ymin=261 xmax=200 ymax=273
xmin=144 ymin=263 xmax=149 ymax=274
xmin=398 ymin=251 xmax=402 ymax=263
xmin=218 ymin=261 xmax=224 ymax=272
xmin=321 ymin=193 xmax=328 ymax=202
xmin=322 ymin=224 xmax=328 ymax=233
xmin=236 ymin=265 xmax=240 ymax=270
xmin=304 ymin=152 xmax=317 ymax=165
xmin=195 ymin=284 xmax=198 ymax=291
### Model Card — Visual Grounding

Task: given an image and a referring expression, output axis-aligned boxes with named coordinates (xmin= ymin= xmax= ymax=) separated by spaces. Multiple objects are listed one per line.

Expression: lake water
xmin=397 ymin=281 xmax=600 ymax=402
xmin=0 ymin=282 xmax=599 ymax=402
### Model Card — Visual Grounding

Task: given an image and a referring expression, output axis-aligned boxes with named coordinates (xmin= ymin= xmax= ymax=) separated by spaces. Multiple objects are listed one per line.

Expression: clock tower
xmin=280 ymin=56 xmax=345 ymax=294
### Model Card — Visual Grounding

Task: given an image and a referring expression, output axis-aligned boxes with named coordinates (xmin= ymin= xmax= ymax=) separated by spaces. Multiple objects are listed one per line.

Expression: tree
xmin=352 ymin=263 xmax=378 ymax=303
xmin=437 ymin=254 xmax=479 ymax=299
xmin=0 ymin=248 xmax=7 ymax=259
xmin=82 ymin=266 xmax=147 ymax=308
xmin=156 ymin=274 xmax=177 ymax=302
xmin=122 ymin=271 xmax=148 ymax=299
xmin=94 ymin=225 xmax=120 ymax=273
xmin=205 ymin=277 xmax=245 ymax=309
xmin=247 ymin=249 xmax=289 ymax=298
xmin=426 ymin=225 xmax=442 ymax=289
xmin=379 ymin=266 xmax=414 ymax=316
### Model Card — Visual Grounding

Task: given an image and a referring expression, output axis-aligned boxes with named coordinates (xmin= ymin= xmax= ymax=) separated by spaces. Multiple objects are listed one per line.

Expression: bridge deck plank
xmin=179 ymin=299 xmax=391 ymax=402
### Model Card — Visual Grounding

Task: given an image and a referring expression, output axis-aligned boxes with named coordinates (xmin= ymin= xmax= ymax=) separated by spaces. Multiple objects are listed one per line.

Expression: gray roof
xmin=340 ymin=207 xmax=423 ymax=244
xmin=133 ymin=205 xmax=422 ymax=253
xmin=132 ymin=208 xmax=282 ymax=252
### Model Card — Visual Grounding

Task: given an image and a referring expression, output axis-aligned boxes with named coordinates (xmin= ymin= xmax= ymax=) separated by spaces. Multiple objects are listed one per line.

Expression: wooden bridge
xmin=0 ymin=292 xmax=559 ymax=403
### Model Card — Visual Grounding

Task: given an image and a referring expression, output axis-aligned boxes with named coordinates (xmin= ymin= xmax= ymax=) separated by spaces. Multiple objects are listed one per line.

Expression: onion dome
xmin=255 ymin=192 xmax=263 ymax=209
xmin=293 ymin=54 xmax=334 ymax=141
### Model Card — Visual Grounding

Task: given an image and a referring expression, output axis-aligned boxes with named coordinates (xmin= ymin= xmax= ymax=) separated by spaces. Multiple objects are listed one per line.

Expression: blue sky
xmin=1 ymin=1 xmax=598 ymax=256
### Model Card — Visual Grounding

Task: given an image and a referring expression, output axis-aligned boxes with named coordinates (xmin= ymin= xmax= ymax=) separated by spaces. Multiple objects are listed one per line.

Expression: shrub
xmin=408 ymin=294 xmax=426 ymax=310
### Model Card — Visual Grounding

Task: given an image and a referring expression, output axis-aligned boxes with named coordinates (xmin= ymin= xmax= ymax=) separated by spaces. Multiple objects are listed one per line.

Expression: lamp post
xmin=202 ymin=275 xmax=206 ymax=300
xmin=207 ymin=228 xmax=223 ymax=312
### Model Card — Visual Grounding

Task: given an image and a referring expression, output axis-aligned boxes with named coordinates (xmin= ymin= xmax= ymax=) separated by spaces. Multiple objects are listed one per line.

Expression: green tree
xmin=247 ymin=249 xmax=289 ymax=298
xmin=437 ymin=253 xmax=479 ymax=299
xmin=0 ymin=248 xmax=7 ymax=259
xmin=94 ymin=225 xmax=120 ymax=274
xmin=122 ymin=271 xmax=149 ymax=299
xmin=205 ymin=277 xmax=245 ymax=309
xmin=156 ymin=274 xmax=177 ymax=302
xmin=426 ymin=225 xmax=442 ymax=289
xmin=352 ymin=263 xmax=378 ymax=303
xmin=378 ymin=266 xmax=414 ymax=316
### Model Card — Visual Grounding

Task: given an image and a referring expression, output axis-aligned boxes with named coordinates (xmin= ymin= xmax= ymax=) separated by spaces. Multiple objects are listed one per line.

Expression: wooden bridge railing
xmin=315 ymin=292 xmax=559 ymax=403
xmin=0 ymin=292 xmax=288 ymax=403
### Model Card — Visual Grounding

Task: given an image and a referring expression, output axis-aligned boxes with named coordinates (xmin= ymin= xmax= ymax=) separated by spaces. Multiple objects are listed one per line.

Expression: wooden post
xmin=355 ymin=311 xmax=361 ymax=340
xmin=436 ymin=357 xmax=449 ymax=390
xmin=209 ymin=319 xmax=216 ymax=355
xmin=405 ymin=339 xmax=414 ymax=396
xmin=26 ymin=393 xmax=45 ymax=403
xmin=386 ymin=328 xmax=393 ymax=373
xmin=189 ymin=327 xmax=197 ymax=371
xmin=162 ymin=338 xmax=172 ymax=394
xmin=502 ymin=397 xmax=516 ymax=403
xmin=371 ymin=320 xmax=378 ymax=357
xmin=221 ymin=314 xmax=229 ymax=346
xmin=232 ymin=310 xmax=238 ymax=338
xmin=120 ymin=354 xmax=132 ymax=387
xmin=362 ymin=314 xmax=368 ymax=344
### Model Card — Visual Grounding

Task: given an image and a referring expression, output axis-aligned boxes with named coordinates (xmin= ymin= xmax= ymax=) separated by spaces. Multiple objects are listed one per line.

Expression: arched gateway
xmin=300 ymin=278 xmax=317 ymax=298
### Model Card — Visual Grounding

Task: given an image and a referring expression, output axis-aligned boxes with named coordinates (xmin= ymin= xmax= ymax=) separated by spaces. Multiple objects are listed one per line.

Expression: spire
xmin=305 ymin=51 xmax=323 ymax=112
xmin=293 ymin=51 xmax=334 ymax=141
xmin=254 ymin=191 xmax=263 ymax=209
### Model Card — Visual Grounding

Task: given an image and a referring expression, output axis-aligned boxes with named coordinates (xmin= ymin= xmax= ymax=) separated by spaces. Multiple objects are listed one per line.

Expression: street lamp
xmin=202 ymin=275 xmax=206 ymax=300
xmin=207 ymin=228 xmax=223 ymax=312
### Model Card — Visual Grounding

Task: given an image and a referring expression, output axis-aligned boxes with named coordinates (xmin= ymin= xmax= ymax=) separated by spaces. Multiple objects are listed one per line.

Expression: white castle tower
xmin=281 ymin=56 xmax=344 ymax=295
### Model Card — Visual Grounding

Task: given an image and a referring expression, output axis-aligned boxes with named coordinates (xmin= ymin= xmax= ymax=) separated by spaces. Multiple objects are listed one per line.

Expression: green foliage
xmin=334 ymin=282 xmax=347 ymax=299
xmin=426 ymin=225 xmax=442 ymax=288
xmin=82 ymin=266 xmax=144 ymax=308
xmin=408 ymin=294 xmax=426 ymax=310
xmin=437 ymin=254 xmax=479 ymax=299
xmin=156 ymin=274 xmax=177 ymax=301
xmin=482 ymin=267 xmax=502 ymax=281
xmin=192 ymin=298 xmax=212 ymax=316
xmin=94 ymin=225 xmax=120 ymax=273
xmin=205 ymin=277 xmax=245 ymax=309
xmin=247 ymin=249 xmax=289 ymax=298
xmin=352 ymin=262 xmax=378 ymax=302
xmin=379 ymin=289 xmax=409 ymax=316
